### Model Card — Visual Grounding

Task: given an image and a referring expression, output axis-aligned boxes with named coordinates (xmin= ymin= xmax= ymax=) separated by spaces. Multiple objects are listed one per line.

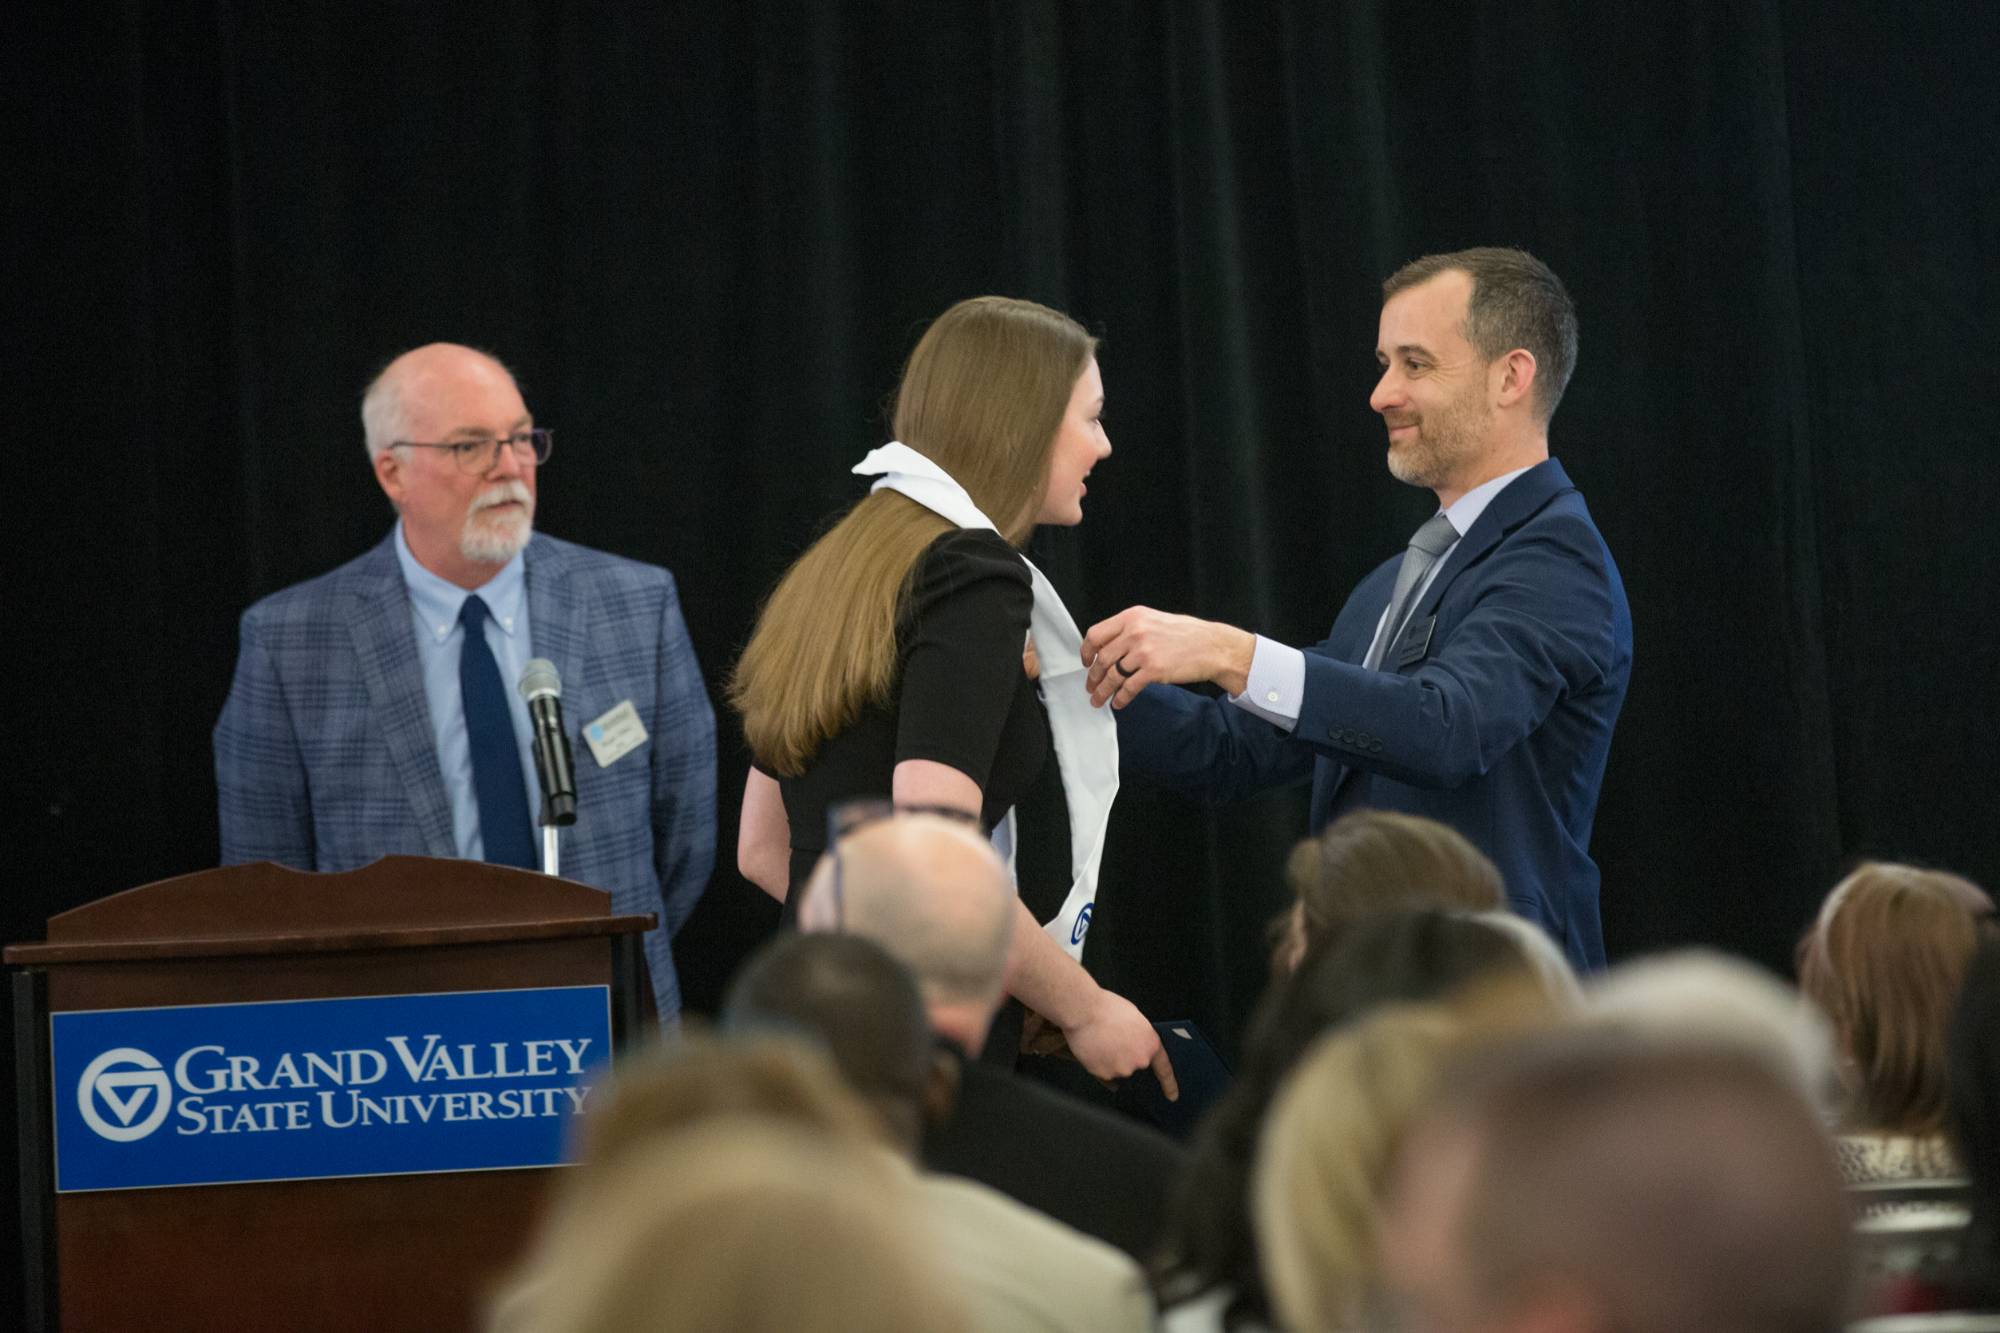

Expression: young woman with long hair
xmin=731 ymin=296 xmax=1170 ymax=1088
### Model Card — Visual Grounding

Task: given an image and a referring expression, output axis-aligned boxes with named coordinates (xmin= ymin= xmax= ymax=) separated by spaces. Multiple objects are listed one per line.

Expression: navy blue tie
xmin=458 ymin=595 xmax=537 ymax=869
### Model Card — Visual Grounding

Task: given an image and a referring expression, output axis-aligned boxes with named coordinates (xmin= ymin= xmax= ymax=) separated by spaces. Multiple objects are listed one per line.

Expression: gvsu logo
xmin=1070 ymin=902 xmax=1094 ymax=947
xmin=77 ymin=1048 xmax=172 ymax=1142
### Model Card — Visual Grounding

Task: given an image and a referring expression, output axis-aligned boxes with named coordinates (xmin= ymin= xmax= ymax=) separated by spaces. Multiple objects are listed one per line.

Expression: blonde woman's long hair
xmin=731 ymin=296 xmax=1095 ymax=776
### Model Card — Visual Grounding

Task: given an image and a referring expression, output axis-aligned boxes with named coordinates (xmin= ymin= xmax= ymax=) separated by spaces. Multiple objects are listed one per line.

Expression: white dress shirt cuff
xmin=1227 ymin=635 xmax=1304 ymax=731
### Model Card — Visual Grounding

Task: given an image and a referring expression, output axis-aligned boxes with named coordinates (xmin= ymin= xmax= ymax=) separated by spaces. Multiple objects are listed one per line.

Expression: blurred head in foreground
xmin=1585 ymin=947 xmax=1837 ymax=1115
xmin=520 ymin=1121 xmax=963 ymax=1333
xmin=1381 ymin=1034 xmax=1850 ymax=1333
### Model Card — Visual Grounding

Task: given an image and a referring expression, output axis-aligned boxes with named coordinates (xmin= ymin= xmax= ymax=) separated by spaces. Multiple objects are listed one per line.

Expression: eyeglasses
xmin=818 ymin=798 xmax=985 ymax=931
xmin=392 ymin=428 xmax=554 ymax=475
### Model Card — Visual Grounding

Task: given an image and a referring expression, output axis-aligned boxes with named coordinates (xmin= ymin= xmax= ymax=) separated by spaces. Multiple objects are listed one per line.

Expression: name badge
xmin=583 ymin=700 xmax=648 ymax=767
xmin=1396 ymin=616 xmax=1436 ymax=667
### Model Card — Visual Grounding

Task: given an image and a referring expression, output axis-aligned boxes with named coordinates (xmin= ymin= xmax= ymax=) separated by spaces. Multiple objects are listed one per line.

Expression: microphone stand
xmin=542 ymin=812 xmax=561 ymax=878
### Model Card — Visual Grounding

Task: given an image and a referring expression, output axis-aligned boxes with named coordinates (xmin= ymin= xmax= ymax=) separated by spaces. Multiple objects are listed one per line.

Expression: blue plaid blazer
xmin=214 ymin=531 xmax=717 ymax=1021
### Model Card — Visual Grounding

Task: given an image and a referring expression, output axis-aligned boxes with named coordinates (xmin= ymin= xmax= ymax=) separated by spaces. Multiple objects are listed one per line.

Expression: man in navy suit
xmin=1081 ymin=249 xmax=1630 ymax=969
xmin=214 ymin=344 xmax=716 ymax=1019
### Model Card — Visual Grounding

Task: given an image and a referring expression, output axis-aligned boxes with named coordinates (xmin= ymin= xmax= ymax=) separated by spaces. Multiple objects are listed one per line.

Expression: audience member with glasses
xmin=215 ymin=342 xmax=717 ymax=1024
xmin=731 ymin=297 xmax=1176 ymax=1095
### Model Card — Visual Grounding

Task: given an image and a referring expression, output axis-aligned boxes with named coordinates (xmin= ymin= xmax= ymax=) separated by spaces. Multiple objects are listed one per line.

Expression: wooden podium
xmin=6 ymin=856 xmax=653 ymax=1332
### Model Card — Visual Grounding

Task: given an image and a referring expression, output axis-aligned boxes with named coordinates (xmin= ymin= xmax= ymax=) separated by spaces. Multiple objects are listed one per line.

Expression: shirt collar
xmin=392 ymin=521 xmax=528 ymax=644
xmin=1439 ymin=463 xmax=1537 ymax=538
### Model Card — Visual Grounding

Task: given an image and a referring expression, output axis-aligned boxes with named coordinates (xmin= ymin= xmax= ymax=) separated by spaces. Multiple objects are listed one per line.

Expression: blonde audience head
xmin=570 ymin=1031 xmax=887 ymax=1171
xmin=1253 ymin=1004 xmax=1473 ymax=1331
xmin=496 ymin=1035 xmax=964 ymax=1331
xmin=519 ymin=1121 xmax=964 ymax=1333
xmin=1251 ymin=978 xmax=1561 ymax=1332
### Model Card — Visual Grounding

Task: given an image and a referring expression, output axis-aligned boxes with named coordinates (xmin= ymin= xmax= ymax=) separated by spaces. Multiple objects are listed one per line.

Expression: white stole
xmin=853 ymin=442 xmax=1117 ymax=961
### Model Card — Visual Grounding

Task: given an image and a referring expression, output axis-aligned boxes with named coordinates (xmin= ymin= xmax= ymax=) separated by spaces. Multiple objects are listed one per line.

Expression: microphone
xmin=517 ymin=658 xmax=578 ymax=827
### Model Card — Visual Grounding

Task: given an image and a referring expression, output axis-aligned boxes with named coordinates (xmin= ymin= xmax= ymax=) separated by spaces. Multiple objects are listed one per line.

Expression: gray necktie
xmin=1364 ymin=512 xmax=1459 ymax=670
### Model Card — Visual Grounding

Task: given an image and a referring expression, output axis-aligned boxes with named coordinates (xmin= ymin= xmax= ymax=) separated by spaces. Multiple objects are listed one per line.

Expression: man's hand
xmin=1062 ymin=986 xmax=1180 ymax=1101
xmin=1080 ymin=606 xmax=1257 ymax=709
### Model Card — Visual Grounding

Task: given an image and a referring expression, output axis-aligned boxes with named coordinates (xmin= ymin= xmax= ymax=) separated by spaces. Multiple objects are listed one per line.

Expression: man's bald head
xmin=361 ymin=343 xmax=520 ymax=460
xmin=797 ymin=814 xmax=1014 ymax=1044
xmin=360 ymin=342 xmax=538 ymax=588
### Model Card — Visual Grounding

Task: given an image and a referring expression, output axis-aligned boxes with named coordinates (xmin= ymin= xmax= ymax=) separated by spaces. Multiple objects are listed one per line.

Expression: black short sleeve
xmin=894 ymin=529 xmax=1034 ymax=789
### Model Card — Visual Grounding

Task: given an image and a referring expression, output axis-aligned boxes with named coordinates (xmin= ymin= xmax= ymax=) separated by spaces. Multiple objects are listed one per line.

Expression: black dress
xmin=771 ymin=528 xmax=1071 ymax=927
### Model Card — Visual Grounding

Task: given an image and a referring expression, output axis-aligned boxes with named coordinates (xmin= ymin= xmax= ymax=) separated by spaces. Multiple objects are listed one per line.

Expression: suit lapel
xmin=1404 ymin=459 xmax=1575 ymax=637
xmin=346 ymin=535 xmax=456 ymax=856
xmin=1310 ymin=462 xmax=1575 ymax=830
xmin=525 ymin=535 xmax=589 ymax=717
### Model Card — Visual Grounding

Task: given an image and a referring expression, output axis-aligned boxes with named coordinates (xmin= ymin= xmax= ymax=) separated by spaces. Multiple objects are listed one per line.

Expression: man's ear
xmin=1493 ymin=348 xmax=1539 ymax=412
xmin=921 ymin=1048 xmax=961 ymax=1130
xmin=372 ymin=447 xmax=404 ymax=506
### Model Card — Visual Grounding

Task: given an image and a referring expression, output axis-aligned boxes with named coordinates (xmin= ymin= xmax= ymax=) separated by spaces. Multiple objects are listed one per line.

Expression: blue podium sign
xmin=51 ymin=986 xmax=611 ymax=1193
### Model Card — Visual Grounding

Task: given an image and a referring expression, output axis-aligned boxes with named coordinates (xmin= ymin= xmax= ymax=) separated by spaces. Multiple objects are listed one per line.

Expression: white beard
xmin=459 ymin=480 xmax=535 ymax=563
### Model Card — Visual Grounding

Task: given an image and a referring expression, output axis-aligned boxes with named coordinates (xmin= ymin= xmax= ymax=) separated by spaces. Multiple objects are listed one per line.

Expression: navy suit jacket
xmin=214 ymin=531 xmax=718 ymax=1019
xmin=1117 ymin=459 xmax=1631 ymax=969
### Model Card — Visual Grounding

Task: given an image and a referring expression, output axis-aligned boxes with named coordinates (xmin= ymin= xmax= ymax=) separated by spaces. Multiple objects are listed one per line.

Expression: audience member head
xmin=1798 ymin=861 xmax=1995 ymax=1134
xmin=1253 ymin=1002 xmax=1523 ymax=1331
xmin=1155 ymin=909 xmax=1570 ymax=1324
xmin=509 ymin=1121 xmax=965 ymax=1333
xmin=721 ymin=931 xmax=942 ymax=1153
xmin=571 ymin=1032 xmax=886 ymax=1172
xmin=1465 ymin=910 xmax=1582 ymax=1008
xmin=1381 ymin=1035 xmax=1851 ymax=1333
xmin=795 ymin=813 xmax=1015 ymax=1053
xmin=1586 ymin=948 xmax=1839 ymax=1116
xmin=1949 ymin=937 xmax=2000 ymax=1305
xmin=1276 ymin=810 xmax=1505 ymax=971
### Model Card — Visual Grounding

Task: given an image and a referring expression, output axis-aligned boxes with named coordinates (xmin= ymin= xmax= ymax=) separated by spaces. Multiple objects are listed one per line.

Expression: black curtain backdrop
xmin=7 ymin=3 xmax=1998 ymax=1316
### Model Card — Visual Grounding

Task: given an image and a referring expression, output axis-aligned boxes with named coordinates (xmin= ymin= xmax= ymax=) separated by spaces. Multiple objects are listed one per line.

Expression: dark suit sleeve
xmin=647 ymin=572 xmax=718 ymax=937
xmin=1114 ymin=680 xmax=1314 ymax=803
xmin=213 ymin=609 xmax=317 ymax=869
xmin=1294 ymin=513 xmax=1626 ymax=789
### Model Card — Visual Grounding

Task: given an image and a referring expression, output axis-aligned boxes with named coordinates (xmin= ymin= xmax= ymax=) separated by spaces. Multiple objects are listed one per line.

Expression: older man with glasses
xmin=214 ymin=342 xmax=716 ymax=1023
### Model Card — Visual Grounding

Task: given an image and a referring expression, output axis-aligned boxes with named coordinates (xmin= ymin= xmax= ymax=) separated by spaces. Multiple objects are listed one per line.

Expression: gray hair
xmin=1582 ymin=949 xmax=1839 ymax=1118
xmin=361 ymin=362 xmax=410 ymax=461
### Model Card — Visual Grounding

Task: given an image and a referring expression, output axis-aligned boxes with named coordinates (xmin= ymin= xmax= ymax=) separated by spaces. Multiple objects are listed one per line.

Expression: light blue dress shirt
xmin=1231 ymin=465 xmax=1537 ymax=730
xmin=392 ymin=522 xmax=541 ymax=860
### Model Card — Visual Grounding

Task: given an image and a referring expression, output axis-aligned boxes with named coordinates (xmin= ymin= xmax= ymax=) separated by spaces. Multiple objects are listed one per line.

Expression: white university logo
xmin=78 ymin=1047 xmax=172 ymax=1142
